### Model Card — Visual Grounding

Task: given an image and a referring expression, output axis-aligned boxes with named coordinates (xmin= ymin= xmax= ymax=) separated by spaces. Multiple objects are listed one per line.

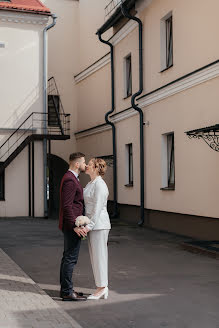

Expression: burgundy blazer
xmin=59 ymin=170 xmax=84 ymax=231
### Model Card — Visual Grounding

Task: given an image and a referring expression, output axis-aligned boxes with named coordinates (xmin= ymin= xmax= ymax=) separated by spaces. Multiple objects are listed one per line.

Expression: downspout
xmin=120 ymin=4 xmax=145 ymax=226
xmin=43 ymin=14 xmax=57 ymax=217
xmin=97 ymin=32 xmax=118 ymax=218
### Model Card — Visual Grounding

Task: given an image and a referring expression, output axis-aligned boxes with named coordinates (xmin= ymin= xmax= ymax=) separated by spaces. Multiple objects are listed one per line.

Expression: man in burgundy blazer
xmin=59 ymin=152 xmax=87 ymax=301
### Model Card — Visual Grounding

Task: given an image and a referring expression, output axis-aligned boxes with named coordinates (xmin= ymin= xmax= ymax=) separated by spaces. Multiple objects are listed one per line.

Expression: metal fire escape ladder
xmin=0 ymin=78 xmax=70 ymax=175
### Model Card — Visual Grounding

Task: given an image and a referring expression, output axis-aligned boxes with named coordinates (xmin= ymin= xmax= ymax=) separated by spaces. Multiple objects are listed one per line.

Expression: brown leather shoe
xmin=62 ymin=292 xmax=87 ymax=301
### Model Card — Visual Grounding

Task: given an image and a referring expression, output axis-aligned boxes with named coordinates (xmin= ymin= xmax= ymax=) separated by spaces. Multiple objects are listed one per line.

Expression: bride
xmin=83 ymin=158 xmax=111 ymax=300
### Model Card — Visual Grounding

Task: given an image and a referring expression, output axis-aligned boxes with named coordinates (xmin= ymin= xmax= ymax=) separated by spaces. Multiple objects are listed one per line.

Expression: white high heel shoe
xmin=87 ymin=287 xmax=108 ymax=300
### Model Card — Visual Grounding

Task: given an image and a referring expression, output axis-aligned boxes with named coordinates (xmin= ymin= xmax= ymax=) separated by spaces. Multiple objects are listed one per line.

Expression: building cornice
xmin=75 ymin=124 xmax=111 ymax=139
xmin=110 ymin=18 xmax=138 ymax=46
xmin=138 ymin=60 xmax=219 ymax=108
xmin=110 ymin=107 xmax=135 ymax=123
xmin=74 ymin=53 xmax=111 ymax=84
xmin=75 ymin=60 xmax=219 ymax=138
xmin=74 ymin=19 xmax=138 ymax=84
xmin=74 ymin=1 xmax=153 ymax=84
xmin=0 ymin=10 xmax=49 ymax=25
xmin=110 ymin=60 xmax=219 ymax=122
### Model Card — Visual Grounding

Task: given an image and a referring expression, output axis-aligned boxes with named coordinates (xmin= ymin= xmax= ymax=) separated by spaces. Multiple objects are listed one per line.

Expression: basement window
xmin=125 ymin=143 xmax=133 ymax=186
xmin=161 ymin=133 xmax=175 ymax=190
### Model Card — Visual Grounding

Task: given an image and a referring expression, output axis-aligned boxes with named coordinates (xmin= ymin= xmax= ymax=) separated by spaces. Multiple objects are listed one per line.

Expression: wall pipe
xmin=97 ymin=32 xmax=118 ymax=218
xmin=28 ymin=143 xmax=31 ymax=216
xmin=120 ymin=4 xmax=145 ymax=226
xmin=32 ymin=141 xmax=35 ymax=218
xmin=43 ymin=14 xmax=57 ymax=217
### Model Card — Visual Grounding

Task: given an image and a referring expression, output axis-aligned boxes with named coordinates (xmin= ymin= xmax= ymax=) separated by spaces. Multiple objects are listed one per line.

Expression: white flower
xmin=75 ymin=215 xmax=90 ymax=227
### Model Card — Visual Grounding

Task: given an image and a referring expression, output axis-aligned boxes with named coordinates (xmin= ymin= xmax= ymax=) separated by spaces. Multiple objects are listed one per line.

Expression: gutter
xmin=97 ymin=0 xmax=135 ymax=35
xmin=43 ymin=14 xmax=57 ymax=218
xmin=96 ymin=32 xmax=119 ymax=218
xmin=120 ymin=3 xmax=145 ymax=226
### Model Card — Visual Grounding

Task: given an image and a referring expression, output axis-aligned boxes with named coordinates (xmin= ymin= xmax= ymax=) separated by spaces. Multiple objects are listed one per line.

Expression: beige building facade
xmin=1 ymin=0 xmax=219 ymax=240
xmin=73 ymin=0 xmax=219 ymax=239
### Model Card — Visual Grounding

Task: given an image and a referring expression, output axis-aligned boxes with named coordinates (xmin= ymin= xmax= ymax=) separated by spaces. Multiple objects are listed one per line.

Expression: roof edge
xmin=0 ymin=7 xmax=51 ymax=15
xmin=0 ymin=0 xmax=51 ymax=15
xmin=96 ymin=0 xmax=136 ymax=35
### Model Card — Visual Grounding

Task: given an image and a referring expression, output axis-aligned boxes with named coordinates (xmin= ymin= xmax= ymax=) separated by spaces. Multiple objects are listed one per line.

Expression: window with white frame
xmin=160 ymin=12 xmax=173 ymax=71
xmin=161 ymin=133 xmax=175 ymax=189
xmin=124 ymin=54 xmax=132 ymax=98
xmin=125 ymin=143 xmax=133 ymax=186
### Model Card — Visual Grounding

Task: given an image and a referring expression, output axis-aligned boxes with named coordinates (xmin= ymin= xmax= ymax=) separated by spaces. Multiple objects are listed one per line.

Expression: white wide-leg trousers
xmin=88 ymin=229 xmax=110 ymax=287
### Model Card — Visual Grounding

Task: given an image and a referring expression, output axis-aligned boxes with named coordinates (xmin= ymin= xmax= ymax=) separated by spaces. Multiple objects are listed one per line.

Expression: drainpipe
xmin=120 ymin=4 xmax=145 ymax=226
xmin=97 ymin=32 xmax=118 ymax=218
xmin=43 ymin=14 xmax=57 ymax=217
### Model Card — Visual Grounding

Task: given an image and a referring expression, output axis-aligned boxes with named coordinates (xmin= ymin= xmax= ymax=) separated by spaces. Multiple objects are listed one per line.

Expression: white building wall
xmin=0 ymin=11 xmax=48 ymax=217
xmin=0 ymin=147 xmax=29 ymax=217
xmin=0 ymin=12 xmax=48 ymax=130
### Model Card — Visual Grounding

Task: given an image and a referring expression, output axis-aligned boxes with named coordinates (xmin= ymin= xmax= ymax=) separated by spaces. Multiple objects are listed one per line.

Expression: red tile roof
xmin=0 ymin=0 xmax=51 ymax=14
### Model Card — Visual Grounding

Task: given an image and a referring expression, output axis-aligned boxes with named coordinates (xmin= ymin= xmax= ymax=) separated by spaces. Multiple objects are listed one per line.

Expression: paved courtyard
xmin=0 ymin=248 xmax=81 ymax=328
xmin=0 ymin=217 xmax=219 ymax=328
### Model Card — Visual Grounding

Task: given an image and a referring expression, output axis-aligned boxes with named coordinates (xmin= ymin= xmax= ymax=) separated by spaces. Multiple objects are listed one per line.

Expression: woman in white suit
xmin=83 ymin=158 xmax=111 ymax=300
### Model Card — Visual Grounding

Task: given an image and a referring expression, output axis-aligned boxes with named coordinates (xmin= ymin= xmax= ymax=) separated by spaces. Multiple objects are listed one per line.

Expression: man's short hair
xmin=69 ymin=152 xmax=85 ymax=163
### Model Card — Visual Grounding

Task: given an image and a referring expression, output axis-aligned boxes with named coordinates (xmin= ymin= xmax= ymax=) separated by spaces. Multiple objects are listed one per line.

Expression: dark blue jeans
xmin=60 ymin=229 xmax=81 ymax=296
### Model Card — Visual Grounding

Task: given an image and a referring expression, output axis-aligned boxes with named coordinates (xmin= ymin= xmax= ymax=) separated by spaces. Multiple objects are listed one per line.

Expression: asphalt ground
xmin=0 ymin=218 xmax=219 ymax=328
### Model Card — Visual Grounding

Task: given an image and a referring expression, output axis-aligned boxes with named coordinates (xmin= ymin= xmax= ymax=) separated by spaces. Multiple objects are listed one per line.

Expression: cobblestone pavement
xmin=0 ymin=248 xmax=82 ymax=328
xmin=0 ymin=218 xmax=219 ymax=328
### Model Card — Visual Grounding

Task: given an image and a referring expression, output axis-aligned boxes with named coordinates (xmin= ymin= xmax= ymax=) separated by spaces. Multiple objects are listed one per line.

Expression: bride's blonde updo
xmin=91 ymin=158 xmax=107 ymax=176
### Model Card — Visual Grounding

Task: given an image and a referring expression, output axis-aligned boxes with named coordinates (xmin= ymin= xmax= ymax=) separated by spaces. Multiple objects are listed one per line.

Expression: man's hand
xmin=74 ymin=227 xmax=87 ymax=238
xmin=83 ymin=226 xmax=90 ymax=234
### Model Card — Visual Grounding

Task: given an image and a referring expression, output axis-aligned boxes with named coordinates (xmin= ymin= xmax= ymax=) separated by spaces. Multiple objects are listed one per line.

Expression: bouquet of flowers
xmin=75 ymin=216 xmax=91 ymax=240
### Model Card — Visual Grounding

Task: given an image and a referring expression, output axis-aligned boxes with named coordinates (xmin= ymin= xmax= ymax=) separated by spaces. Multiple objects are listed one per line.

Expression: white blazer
xmin=83 ymin=176 xmax=111 ymax=231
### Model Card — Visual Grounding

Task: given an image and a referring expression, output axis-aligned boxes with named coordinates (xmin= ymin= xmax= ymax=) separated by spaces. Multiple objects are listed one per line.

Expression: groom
xmin=59 ymin=152 xmax=87 ymax=301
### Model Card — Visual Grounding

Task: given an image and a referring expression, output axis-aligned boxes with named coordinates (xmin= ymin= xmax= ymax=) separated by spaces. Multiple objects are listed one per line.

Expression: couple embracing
xmin=59 ymin=152 xmax=111 ymax=301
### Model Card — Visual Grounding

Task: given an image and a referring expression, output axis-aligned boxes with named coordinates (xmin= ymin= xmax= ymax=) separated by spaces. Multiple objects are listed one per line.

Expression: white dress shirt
xmin=83 ymin=176 xmax=111 ymax=231
xmin=68 ymin=169 xmax=79 ymax=180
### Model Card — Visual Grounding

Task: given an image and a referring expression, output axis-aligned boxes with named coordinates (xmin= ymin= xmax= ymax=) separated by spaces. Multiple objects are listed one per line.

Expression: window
xmin=166 ymin=16 xmax=173 ymax=68
xmin=161 ymin=133 xmax=175 ymax=189
xmin=160 ymin=12 xmax=173 ymax=71
xmin=167 ymin=133 xmax=175 ymax=187
xmin=48 ymin=95 xmax=60 ymax=126
xmin=124 ymin=54 xmax=132 ymax=98
xmin=125 ymin=143 xmax=133 ymax=186
xmin=0 ymin=169 xmax=5 ymax=201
